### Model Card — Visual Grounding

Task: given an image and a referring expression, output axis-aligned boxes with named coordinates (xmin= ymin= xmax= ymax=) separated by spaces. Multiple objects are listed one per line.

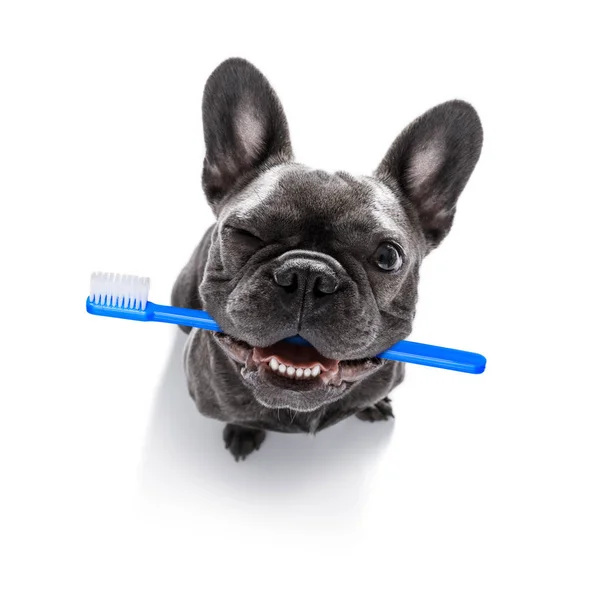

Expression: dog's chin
xmin=212 ymin=332 xmax=385 ymax=413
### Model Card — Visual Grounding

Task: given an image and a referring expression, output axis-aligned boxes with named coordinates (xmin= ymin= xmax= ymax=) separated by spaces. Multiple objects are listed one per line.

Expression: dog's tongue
xmin=253 ymin=341 xmax=339 ymax=371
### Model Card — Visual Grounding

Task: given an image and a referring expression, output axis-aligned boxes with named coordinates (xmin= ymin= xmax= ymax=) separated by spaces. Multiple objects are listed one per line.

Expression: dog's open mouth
xmin=213 ymin=332 xmax=384 ymax=389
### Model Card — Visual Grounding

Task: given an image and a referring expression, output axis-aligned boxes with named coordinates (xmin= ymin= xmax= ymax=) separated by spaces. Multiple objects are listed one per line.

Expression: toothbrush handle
xmin=150 ymin=303 xmax=222 ymax=331
xmin=87 ymin=300 xmax=485 ymax=373
xmin=378 ymin=340 xmax=486 ymax=374
xmin=149 ymin=305 xmax=485 ymax=373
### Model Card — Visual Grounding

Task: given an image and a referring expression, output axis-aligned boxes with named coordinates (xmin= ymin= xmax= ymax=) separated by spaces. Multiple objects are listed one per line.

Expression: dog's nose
xmin=273 ymin=251 xmax=340 ymax=297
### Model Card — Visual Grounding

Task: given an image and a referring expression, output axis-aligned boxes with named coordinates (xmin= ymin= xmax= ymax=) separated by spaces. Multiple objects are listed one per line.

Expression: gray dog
xmin=172 ymin=58 xmax=483 ymax=460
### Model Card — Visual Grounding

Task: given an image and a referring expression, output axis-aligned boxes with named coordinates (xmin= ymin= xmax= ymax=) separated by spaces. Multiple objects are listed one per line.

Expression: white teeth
xmin=267 ymin=359 xmax=323 ymax=380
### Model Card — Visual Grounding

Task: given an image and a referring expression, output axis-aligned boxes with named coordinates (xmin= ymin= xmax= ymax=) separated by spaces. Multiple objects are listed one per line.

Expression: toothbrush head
xmin=87 ymin=271 xmax=219 ymax=328
xmin=89 ymin=272 xmax=150 ymax=310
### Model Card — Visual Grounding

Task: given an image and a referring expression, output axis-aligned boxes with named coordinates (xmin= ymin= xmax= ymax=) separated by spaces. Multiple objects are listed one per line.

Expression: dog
xmin=172 ymin=58 xmax=483 ymax=460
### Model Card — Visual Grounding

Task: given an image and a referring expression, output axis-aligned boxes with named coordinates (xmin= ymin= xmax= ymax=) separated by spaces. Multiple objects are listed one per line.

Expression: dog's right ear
xmin=201 ymin=58 xmax=293 ymax=210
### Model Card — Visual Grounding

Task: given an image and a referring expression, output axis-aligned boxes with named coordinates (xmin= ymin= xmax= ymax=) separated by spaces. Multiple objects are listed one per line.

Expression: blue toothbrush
xmin=87 ymin=272 xmax=487 ymax=374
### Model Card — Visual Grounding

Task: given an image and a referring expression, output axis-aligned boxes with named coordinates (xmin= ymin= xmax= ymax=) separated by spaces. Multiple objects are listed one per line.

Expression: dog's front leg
xmin=223 ymin=424 xmax=267 ymax=461
xmin=355 ymin=397 xmax=394 ymax=422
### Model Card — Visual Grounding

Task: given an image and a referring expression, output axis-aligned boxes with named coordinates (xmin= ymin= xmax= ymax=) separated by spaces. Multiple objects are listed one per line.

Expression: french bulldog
xmin=172 ymin=58 xmax=483 ymax=460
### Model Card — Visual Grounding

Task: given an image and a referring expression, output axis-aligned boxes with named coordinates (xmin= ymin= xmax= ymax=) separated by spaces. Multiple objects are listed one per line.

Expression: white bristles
xmin=89 ymin=272 xmax=150 ymax=310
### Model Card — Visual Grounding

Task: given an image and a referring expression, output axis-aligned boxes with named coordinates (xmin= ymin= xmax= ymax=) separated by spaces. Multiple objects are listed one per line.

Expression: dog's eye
xmin=235 ymin=228 xmax=261 ymax=240
xmin=226 ymin=226 xmax=263 ymax=244
xmin=374 ymin=242 xmax=403 ymax=272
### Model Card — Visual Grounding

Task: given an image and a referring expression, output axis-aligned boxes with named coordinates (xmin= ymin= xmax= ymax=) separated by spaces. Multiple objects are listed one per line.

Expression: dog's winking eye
xmin=374 ymin=242 xmax=403 ymax=272
xmin=234 ymin=228 xmax=261 ymax=240
xmin=224 ymin=225 xmax=263 ymax=244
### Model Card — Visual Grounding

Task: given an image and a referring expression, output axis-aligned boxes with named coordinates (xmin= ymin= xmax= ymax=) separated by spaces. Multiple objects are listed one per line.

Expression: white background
xmin=1 ymin=1 xmax=599 ymax=598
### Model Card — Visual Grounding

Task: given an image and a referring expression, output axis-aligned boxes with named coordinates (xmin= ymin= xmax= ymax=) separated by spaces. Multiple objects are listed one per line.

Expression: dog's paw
xmin=355 ymin=397 xmax=394 ymax=422
xmin=223 ymin=424 xmax=267 ymax=461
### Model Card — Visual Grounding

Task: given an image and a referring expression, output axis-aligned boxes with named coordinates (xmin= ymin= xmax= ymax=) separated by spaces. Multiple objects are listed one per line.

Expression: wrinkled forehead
xmin=224 ymin=164 xmax=415 ymax=244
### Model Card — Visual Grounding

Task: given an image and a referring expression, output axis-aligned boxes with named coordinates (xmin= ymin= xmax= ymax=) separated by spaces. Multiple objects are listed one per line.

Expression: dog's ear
xmin=201 ymin=58 xmax=293 ymax=209
xmin=375 ymin=100 xmax=483 ymax=250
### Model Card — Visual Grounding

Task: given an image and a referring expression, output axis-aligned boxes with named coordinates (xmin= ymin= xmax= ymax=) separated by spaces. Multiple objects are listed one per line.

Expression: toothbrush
xmin=86 ymin=272 xmax=487 ymax=374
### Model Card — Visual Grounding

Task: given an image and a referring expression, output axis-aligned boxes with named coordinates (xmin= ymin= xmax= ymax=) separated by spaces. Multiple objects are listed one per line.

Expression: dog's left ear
xmin=202 ymin=58 xmax=293 ymax=210
xmin=375 ymin=100 xmax=483 ymax=250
